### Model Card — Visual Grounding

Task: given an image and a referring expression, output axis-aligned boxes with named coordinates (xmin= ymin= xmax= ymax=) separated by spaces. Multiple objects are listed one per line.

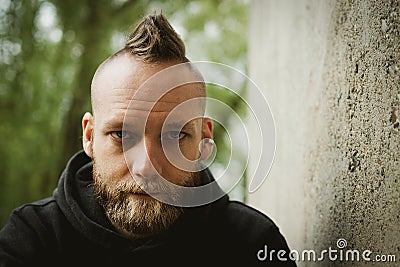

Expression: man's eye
xmin=110 ymin=131 xmax=128 ymax=140
xmin=110 ymin=131 xmax=140 ymax=147
xmin=165 ymin=131 xmax=186 ymax=140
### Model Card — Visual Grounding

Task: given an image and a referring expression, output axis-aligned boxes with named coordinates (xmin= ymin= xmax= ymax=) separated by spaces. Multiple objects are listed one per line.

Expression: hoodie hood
xmin=53 ymin=150 xmax=228 ymax=252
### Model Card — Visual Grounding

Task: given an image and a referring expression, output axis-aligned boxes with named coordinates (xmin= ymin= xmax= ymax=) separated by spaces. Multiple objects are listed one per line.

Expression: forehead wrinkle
xmin=111 ymin=89 xmax=200 ymax=104
xmin=112 ymin=107 xmax=177 ymax=114
xmin=112 ymin=101 xmax=197 ymax=113
xmin=111 ymin=104 xmax=181 ymax=113
xmin=111 ymin=89 xmax=193 ymax=107
xmin=110 ymin=89 xmax=136 ymax=104
xmin=128 ymin=98 xmax=193 ymax=104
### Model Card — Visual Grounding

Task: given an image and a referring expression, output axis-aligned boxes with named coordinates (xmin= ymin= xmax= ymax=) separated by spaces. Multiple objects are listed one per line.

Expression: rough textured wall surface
xmin=248 ymin=0 xmax=399 ymax=266
xmin=307 ymin=0 xmax=400 ymax=261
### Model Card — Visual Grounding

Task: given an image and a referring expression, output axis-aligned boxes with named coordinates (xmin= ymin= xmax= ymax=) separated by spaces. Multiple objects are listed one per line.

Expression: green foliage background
xmin=0 ymin=0 xmax=249 ymax=227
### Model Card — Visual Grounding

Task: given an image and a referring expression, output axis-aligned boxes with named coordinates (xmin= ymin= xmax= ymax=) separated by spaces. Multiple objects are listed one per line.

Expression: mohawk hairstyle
xmin=124 ymin=13 xmax=188 ymax=63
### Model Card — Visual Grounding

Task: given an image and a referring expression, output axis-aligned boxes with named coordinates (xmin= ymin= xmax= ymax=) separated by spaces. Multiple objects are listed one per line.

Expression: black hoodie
xmin=0 ymin=151 xmax=296 ymax=266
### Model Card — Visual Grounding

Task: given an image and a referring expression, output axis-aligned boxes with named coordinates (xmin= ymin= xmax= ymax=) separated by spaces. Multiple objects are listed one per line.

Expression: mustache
xmin=114 ymin=176 xmax=178 ymax=195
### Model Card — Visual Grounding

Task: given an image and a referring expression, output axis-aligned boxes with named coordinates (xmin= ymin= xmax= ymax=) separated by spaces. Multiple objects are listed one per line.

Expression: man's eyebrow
xmin=102 ymin=120 xmax=123 ymax=129
xmin=164 ymin=121 xmax=197 ymax=130
xmin=102 ymin=120 xmax=138 ymax=129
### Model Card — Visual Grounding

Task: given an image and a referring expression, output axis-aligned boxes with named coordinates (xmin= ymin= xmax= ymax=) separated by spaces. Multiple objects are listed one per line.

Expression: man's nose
xmin=128 ymin=138 xmax=163 ymax=179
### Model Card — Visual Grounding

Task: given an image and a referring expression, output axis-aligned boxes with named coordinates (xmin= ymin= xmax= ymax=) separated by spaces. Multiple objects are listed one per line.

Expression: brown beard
xmin=92 ymin=158 xmax=201 ymax=239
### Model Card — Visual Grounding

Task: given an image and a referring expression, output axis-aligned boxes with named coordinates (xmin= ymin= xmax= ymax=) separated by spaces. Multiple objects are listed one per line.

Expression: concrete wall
xmin=247 ymin=0 xmax=399 ymax=266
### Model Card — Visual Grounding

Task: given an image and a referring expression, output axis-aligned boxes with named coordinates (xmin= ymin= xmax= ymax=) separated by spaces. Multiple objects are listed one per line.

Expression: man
xmin=0 ymin=14 xmax=296 ymax=266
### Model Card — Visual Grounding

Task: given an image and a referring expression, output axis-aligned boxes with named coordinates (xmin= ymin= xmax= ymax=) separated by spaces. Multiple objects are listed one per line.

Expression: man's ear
xmin=201 ymin=117 xmax=213 ymax=160
xmin=82 ymin=112 xmax=94 ymax=158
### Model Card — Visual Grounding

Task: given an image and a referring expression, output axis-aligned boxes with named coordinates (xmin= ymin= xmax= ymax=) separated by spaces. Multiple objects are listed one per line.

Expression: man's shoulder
xmin=6 ymin=196 xmax=66 ymax=232
xmin=222 ymin=200 xmax=278 ymax=230
xmin=14 ymin=197 xmax=59 ymax=216
xmin=208 ymin=199 xmax=285 ymax=245
xmin=202 ymin=200 xmax=296 ymax=266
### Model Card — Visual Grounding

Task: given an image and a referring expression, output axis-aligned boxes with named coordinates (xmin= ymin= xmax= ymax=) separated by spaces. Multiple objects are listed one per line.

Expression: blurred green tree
xmin=0 ymin=0 xmax=249 ymax=226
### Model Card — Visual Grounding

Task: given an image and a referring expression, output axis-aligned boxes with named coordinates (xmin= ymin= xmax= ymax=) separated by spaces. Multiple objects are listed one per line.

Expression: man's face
xmin=82 ymin=54 xmax=212 ymax=238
